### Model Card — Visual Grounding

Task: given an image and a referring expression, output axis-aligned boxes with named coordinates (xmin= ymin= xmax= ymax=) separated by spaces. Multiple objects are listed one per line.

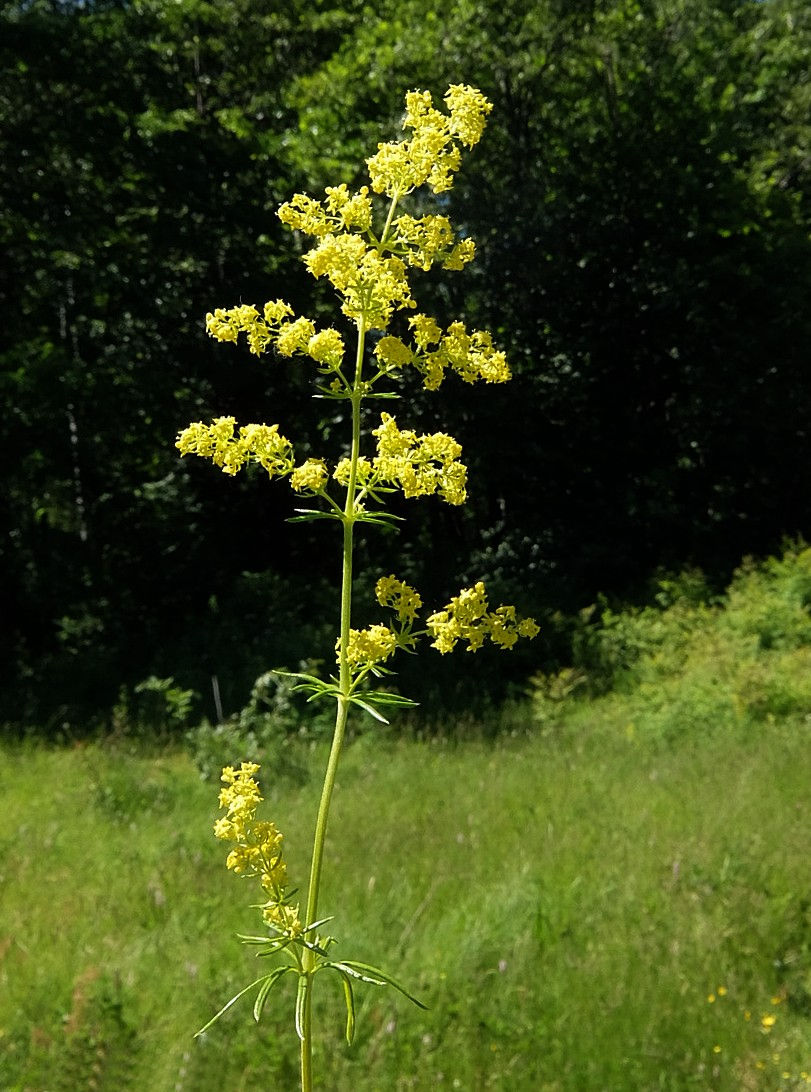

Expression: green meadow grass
xmin=1 ymin=710 xmax=808 ymax=1090
xmin=3 ymin=549 xmax=811 ymax=1089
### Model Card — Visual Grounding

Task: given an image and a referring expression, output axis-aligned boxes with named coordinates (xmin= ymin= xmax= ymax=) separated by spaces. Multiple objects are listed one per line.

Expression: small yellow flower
xmin=176 ymin=419 xmax=295 ymax=479
xmin=375 ymin=336 xmax=414 ymax=371
xmin=761 ymin=1013 xmax=777 ymax=1029
xmin=291 ymin=459 xmax=329 ymax=493
xmin=366 ymin=85 xmax=490 ymax=198
xmin=275 ymin=317 xmax=316 ymax=357
xmin=372 ymin=412 xmax=468 ymax=506
xmin=263 ymin=900 xmax=302 ymax=938
xmin=427 ymin=582 xmax=539 ymax=654
xmin=444 ymin=84 xmax=493 ymax=147
xmin=263 ymin=299 xmax=294 ymax=324
xmin=333 ymin=456 xmax=372 ymax=487
xmin=277 ymin=192 xmax=330 ymax=237
xmin=339 ymin=624 xmax=398 ymax=668
xmin=206 ymin=304 xmax=272 ymax=355
xmin=376 ymin=575 xmax=422 ymax=622
xmin=213 ymin=764 xmax=300 ymax=936
xmin=393 ymin=213 xmax=466 ymax=271
xmin=409 ymin=313 xmax=443 ymax=350
xmin=306 ymin=328 xmax=345 ymax=368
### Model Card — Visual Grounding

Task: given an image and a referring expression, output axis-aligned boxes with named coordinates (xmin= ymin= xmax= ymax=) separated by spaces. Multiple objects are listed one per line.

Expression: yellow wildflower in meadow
xmin=179 ymin=85 xmax=537 ymax=1091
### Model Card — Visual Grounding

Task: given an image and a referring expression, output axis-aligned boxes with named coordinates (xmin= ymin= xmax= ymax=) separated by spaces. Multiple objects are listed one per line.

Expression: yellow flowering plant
xmin=178 ymin=85 xmax=538 ymax=1090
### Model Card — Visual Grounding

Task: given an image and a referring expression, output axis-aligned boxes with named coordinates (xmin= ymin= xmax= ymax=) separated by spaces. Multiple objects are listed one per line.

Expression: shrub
xmin=530 ymin=544 xmax=811 ymax=741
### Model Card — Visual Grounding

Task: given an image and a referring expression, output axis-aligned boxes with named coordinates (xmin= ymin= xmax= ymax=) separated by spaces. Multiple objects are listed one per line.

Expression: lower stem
xmin=299 ymin=693 xmax=350 ymax=1091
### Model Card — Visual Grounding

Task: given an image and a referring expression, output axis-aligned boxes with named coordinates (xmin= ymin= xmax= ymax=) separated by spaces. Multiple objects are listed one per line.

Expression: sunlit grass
xmin=1 ymin=704 xmax=808 ymax=1089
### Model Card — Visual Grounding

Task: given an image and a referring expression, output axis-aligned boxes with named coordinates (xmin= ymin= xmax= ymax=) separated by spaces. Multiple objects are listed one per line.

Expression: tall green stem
xmin=299 ymin=316 xmax=366 ymax=1091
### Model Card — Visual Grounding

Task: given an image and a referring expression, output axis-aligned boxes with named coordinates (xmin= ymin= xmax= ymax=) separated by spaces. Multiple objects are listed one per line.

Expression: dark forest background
xmin=1 ymin=0 xmax=809 ymax=730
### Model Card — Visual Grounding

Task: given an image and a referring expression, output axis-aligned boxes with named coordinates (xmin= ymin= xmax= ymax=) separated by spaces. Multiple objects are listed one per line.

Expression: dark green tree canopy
xmin=2 ymin=0 xmax=809 ymax=727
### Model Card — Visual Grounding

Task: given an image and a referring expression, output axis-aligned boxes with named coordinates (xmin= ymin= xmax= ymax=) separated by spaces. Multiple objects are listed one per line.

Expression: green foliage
xmin=3 ymin=0 xmax=811 ymax=728
xmin=531 ymin=544 xmax=811 ymax=743
xmin=112 ymin=676 xmax=199 ymax=738
xmin=286 ymin=0 xmax=811 ymax=597
xmin=186 ymin=666 xmax=332 ymax=782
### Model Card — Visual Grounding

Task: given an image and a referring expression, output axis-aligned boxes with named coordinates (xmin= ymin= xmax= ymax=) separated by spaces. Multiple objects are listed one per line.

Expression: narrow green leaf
xmin=337 ymin=970 xmax=356 ymax=1044
xmin=357 ymin=513 xmax=404 ymax=527
xmin=363 ymin=690 xmax=419 ymax=708
xmin=335 ymin=961 xmax=428 ymax=1009
xmin=301 ymin=916 xmax=333 ymax=935
xmin=287 ymin=510 xmax=341 ymax=523
xmin=253 ymin=966 xmax=293 ymax=1022
xmin=273 ymin=670 xmax=327 ymax=685
xmin=195 ymin=975 xmax=269 ymax=1037
xmin=328 ymin=961 xmax=385 ymax=985
xmin=305 ymin=690 xmax=338 ymax=704
xmin=295 ymin=974 xmax=308 ymax=1042
xmin=349 ymin=697 xmax=390 ymax=724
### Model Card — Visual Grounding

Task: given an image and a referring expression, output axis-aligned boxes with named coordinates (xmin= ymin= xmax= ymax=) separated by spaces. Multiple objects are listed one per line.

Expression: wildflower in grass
xmin=182 ymin=85 xmax=537 ymax=1091
xmin=761 ymin=1013 xmax=777 ymax=1030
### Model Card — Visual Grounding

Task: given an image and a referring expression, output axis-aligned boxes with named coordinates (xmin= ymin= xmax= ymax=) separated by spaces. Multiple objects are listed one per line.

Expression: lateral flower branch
xmin=177 ymin=85 xmax=538 ymax=1091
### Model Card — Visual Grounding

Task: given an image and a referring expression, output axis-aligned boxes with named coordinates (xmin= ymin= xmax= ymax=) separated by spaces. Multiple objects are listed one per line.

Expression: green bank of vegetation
xmin=1 ymin=549 xmax=809 ymax=1089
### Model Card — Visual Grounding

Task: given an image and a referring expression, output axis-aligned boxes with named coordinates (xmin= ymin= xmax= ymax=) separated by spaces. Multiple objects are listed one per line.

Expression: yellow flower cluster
xmin=278 ymin=185 xmax=373 ymax=238
xmin=427 ymin=582 xmax=540 ymax=653
xmin=214 ymin=763 xmax=301 ymax=938
xmin=290 ymin=458 xmax=329 ymax=493
xmin=340 ymin=624 xmax=398 ymax=668
xmin=373 ymin=318 xmax=511 ymax=390
xmin=333 ymin=456 xmax=373 ymax=488
xmin=375 ymin=575 xmax=422 ymax=622
xmin=374 ymin=335 xmax=415 ymax=372
xmin=410 ymin=317 xmax=512 ymax=390
xmin=304 ymin=235 xmax=414 ymax=329
xmin=392 ymin=214 xmax=476 ymax=272
xmin=270 ymin=87 xmax=496 ymax=336
xmin=367 ymin=85 xmax=492 ymax=197
xmin=206 ymin=301 xmax=346 ymax=370
xmin=372 ymin=412 xmax=467 ymax=505
xmin=176 ymin=417 xmax=295 ymax=478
